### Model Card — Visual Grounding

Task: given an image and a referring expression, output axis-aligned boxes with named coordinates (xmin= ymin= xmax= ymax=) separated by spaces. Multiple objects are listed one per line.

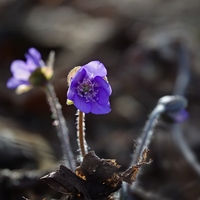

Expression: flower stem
xmin=76 ymin=110 xmax=88 ymax=162
xmin=172 ymin=43 xmax=200 ymax=175
xmin=172 ymin=124 xmax=200 ymax=175
xmin=131 ymin=95 xmax=187 ymax=166
xmin=45 ymin=83 xmax=75 ymax=171
xmin=131 ymin=104 xmax=165 ymax=166
xmin=173 ymin=42 xmax=190 ymax=96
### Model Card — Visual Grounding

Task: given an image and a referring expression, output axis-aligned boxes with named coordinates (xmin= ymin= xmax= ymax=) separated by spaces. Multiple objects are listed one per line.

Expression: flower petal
xmin=82 ymin=61 xmax=107 ymax=78
xmin=94 ymin=76 xmax=112 ymax=95
xmin=11 ymin=60 xmax=31 ymax=80
xmin=73 ymin=93 xmax=92 ymax=113
xmin=91 ymin=101 xmax=111 ymax=114
xmin=96 ymin=87 xmax=109 ymax=105
xmin=25 ymin=48 xmax=42 ymax=67
xmin=169 ymin=109 xmax=189 ymax=123
xmin=67 ymin=68 xmax=86 ymax=100
xmin=26 ymin=58 xmax=39 ymax=71
xmin=67 ymin=86 xmax=76 ymax=100
xmin=28 ymin=48 xmax=41 ymax=61
xmin=7 ymin=77 xmax=28 ymax=88
xmin=70 ymin=68 xmax=86 ymax=88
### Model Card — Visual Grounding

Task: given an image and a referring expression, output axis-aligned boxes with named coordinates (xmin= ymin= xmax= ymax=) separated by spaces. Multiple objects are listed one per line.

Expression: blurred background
xmin=0 ymin=0 xmax=200 ymax=199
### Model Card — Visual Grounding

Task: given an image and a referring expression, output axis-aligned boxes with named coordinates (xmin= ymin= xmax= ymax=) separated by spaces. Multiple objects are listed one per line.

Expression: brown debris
xmin=41 ymin=150 xmax=151 ymax=199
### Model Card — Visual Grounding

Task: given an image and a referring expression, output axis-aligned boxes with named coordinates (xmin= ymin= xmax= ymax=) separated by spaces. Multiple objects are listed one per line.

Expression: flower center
xmin=77 ymin=78 xmax=98 ymax=102
xmin=29 ymin=67 xmax=53 ymax=86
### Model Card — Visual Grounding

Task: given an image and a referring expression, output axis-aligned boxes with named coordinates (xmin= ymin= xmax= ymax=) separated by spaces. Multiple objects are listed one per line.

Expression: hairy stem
xmin=131 ymin=104 xmax=165 ymax=166
xmin=76 ymin=110 xmax=88 ymax=162
xmin=45 ymin=83 xmax=75 ymax=171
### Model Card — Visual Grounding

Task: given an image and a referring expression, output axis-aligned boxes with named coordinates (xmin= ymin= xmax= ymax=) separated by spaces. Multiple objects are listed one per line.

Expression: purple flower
xmin=165 ymin=109 xmax=189 ymax=123
xmin=7 ymin=48 xmax=53 ymax=94
xmin=159 ymin=95 xmax=188 ymax=123
xmin=67 ymin=61 xmax=112 ymax=114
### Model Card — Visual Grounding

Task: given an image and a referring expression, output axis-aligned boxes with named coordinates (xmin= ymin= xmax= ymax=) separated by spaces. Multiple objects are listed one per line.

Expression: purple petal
xmin=96 ymin=87 xmax=109 ymax=105
xmin=70 ymin=68 xmax=86 ymax=88
xmin=82 ymin=61 xmax=107 ymax=78
xmin=26 ymin=58 xmax=40 ymax=71
xmin=25 ymin=48 xmax=41 ymax=67
xmin=28 ymin=48 xmax=41 ymax=60
xmin=11 ymin=60 xmax=31 ymax=80
xmin=67 ymin=68 xmax=86 ymax=101
xmin=91 ymin=101 xmax=111 ymax=114
xmin=67 ymin=68 xmax=87 ymax=100
xmin=7 ymin=77 xmax=28 ymax=88
xmin=67 ymin=87 xmax=75 ymax=100
xmin=73 ymin=93 xmax=92 ymax=113
xmin=94 ymin=76 xmax=112 ymax=95
xmin=172 ymin=109 xmax=189 ymax=123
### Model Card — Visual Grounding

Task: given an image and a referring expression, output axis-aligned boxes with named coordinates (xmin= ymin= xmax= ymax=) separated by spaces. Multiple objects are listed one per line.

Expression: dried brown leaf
xmin=121 ymin=148 xmax=152 ymax=184
xmin=42 ymin=150 xmax=151 ymax=199
xmin=41 ymin=165 xmax=91 ymax=200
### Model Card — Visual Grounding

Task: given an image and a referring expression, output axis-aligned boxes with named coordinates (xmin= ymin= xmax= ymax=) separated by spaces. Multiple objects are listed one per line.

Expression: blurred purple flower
xmin=67 ymin=61 xmax=112 ymax=114
xmin=7 ymin=48 xmax=53 ymax=94
xmin=168 ymin=109 xmax=189 ymax=123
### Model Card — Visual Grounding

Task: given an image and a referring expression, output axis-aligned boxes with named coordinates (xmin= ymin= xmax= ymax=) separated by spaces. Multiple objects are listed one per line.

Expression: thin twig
xmin=45 ymin=83 xmax=75 ymax=171
xmin=76 ymin=110 xmax=88 ymax=162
